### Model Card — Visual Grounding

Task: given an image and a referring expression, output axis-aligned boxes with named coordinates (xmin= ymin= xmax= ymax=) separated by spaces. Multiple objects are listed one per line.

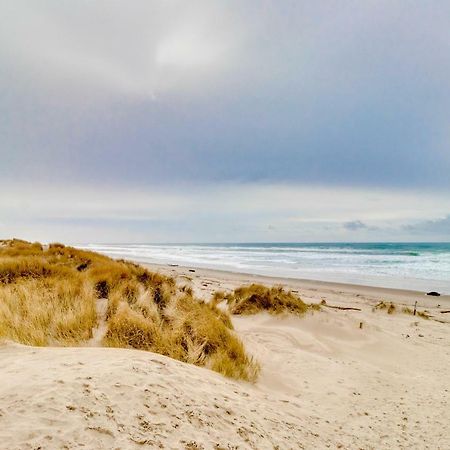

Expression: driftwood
xmin=440 ymin=310 xmax=450 ymax=314
xmin=323 ymin=304 xmax=362 ymax=311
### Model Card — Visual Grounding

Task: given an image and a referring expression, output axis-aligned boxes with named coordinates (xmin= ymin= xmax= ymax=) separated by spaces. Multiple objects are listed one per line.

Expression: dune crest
xmin=0 ymin=343 xmax=310 ymax=450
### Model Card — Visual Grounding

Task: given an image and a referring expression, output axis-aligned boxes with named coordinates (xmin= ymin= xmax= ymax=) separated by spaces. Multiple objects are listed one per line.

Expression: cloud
xmin=403 ymin=215 xmax=450 ymax=236
xmin=0 ymin=1 xmax=240 ymax=99
xmin=1 ymin=2 xmax=449 ymax=242
xmin=343 ymin=220 xmax=368 ymax=231
xmin=1 ymin=1 xmax=449 ymax=191
xmin=2 ymin=182 xmax=450 ymax=242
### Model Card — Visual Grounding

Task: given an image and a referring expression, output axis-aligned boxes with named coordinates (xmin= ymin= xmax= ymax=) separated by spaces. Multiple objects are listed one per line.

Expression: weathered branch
xmin=323 ymin=304 xmax=362 ymax=311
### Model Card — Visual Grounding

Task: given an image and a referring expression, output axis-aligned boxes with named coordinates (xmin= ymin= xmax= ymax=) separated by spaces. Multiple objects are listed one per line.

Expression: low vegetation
xmin=0 ymin=239 xmax=258 ymax=381
xmin=212 ymin=283 xmax=314 ymax=316
xmin=374 ymin=301 xmax=397 ymax=314
xmin=374 ymin=301 xmax=430 ymax=319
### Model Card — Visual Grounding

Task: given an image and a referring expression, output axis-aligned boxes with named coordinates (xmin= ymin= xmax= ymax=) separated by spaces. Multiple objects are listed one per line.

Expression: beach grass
xmin=212 ymin=283 xmax=310 ymax=316
xmin=374 ymin=301 xmax=397 ymax=314
xmin=0 ymin=239 xmax=258 ymax=381
xmin=375 ymin=301 xmax=431 ymax=319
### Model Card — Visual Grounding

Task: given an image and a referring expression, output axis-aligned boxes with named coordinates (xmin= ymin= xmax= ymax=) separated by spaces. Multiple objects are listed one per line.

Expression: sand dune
xmin=1 ymin=265 xmax=449 ymax=449
xmin=235 ymin=311 xmax=450 ymax=449
xmin=1 ymin=342 xmax=314 ymax=450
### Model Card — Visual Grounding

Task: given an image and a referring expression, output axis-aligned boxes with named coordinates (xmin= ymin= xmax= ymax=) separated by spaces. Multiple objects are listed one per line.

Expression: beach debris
xmin=426 ymin=291 xmax=440 ymax=296
xmin=359 ymin=322 xmax=363 ymax=329
xmin=323 ymin=304 xmax=362 ymax=311
xmin=189 ymin=269 xmax=196 ymax=273
xmin=440 ymin=310 xmax=450 ymax=314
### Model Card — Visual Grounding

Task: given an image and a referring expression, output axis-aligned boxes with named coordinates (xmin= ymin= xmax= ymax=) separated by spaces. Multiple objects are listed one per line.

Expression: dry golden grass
xmin=0 ymin=240 xmax=98 ymax=345
xmin=104 ymin=292 xmax=258 ymax=381
xmin=0 ymin=239 xmax=258 ymax=381
xmin=213 ymin=284 xmax=310 ymax=316
xmin=417 ymin=311 xmax=431 ymax=320
xmin=375 ymin=301 xmax=431 ymax=319
xmin=374 ymin=301 xmax=397 ymax=314
xmin=0 ymin=278 xmax=96 ymax=346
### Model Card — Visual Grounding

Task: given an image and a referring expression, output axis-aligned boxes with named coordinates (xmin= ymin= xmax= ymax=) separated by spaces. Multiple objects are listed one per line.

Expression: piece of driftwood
xmin=323 ymin=304 xmax=362 ymax=311
xmin=440 ymin=310 xmax=450 ymax=314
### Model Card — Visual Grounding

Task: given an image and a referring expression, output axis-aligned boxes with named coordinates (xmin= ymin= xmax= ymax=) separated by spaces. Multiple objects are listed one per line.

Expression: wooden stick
xmin=440 ymin=310 xmax=450 ymax=314
xmin=323 ymin=304 xmax=362 ymax=311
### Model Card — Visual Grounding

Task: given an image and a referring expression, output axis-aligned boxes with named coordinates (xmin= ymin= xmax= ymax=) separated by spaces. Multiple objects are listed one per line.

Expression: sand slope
xmin=1 ymin=264 xmax=450 ymax=449
xmin=1 ymin=305 xmax=449 ymax=449
xmin=235 ymin=311 xmax=450 ymax=449
xmin=0 ymin=343 xmax=315 ymax=450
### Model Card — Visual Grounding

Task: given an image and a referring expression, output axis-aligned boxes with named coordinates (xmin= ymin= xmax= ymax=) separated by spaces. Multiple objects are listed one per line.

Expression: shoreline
xmin=140 ymin=261 xmax=450 ymax=310
xmin=79 ymin=242 xmax=450 ymax=294
xmin=2 ymin=243 xmax=450 ymax=448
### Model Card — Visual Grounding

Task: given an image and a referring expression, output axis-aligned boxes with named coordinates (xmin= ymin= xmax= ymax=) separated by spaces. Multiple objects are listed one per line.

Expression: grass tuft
xmin=374 ymin=301 xmax=396 ymax=314
xmin=213 ymin=284 xmax=311 ymax=316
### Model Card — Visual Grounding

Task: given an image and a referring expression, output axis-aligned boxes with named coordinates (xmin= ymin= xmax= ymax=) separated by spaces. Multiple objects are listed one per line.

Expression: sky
xmin=1 ymin=0 xmax=449 ymax=243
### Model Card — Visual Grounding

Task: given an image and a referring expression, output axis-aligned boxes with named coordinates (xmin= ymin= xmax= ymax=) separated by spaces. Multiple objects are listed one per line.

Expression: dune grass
xmin=374 ymin=301 xmax=397 ymax=314
xmin=0 ymin=277 xmax=96 ymax=346
xmin=0 ymin=239 xmax=258 ymax=381
xmin=374 ymin=301 xmax=431 ymax=319
xmin=212 ymin=283 xmax=312 ymax=316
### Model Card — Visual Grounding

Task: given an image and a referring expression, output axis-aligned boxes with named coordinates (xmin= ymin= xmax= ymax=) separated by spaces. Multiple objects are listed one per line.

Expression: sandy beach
xmin=1 ymin=261 xmax=449 ymax=449
xmin=3 ymin=1 xmax=449 ymax=448
xmin=142 ymin=262 xmax=450 ymax=309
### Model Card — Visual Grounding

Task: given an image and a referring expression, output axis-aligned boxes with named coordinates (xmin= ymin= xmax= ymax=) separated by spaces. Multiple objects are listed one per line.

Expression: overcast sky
xmin=1 ymin=0 xmax=449 ymax=243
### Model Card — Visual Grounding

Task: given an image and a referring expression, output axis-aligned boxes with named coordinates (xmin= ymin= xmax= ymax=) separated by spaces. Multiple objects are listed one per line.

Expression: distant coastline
xmin=78 ymin=242 xmax=450 ymax=294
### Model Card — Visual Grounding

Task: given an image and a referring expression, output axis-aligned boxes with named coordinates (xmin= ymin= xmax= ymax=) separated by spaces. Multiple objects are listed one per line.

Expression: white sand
xmin=1 ymin=265 xmax=449 ymax=449
xmin=0 ymin=343 xmax=318 ymax=449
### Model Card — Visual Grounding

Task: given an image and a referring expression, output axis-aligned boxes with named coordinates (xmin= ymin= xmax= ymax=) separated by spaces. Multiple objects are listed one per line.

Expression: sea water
xmin=80 ymin=242 xmax=450 ymax=294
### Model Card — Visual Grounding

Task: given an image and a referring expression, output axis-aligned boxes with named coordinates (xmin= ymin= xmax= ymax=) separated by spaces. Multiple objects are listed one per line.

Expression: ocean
xmin=79 ymin=242 xmax=450 ymax=294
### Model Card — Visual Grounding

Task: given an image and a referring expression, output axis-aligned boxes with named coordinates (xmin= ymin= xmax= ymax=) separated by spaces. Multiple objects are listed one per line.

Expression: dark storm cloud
xmin=1 ymin=0 xmax=449 ymax=189
xmin=1 ymin=1 xmax=450 ymax=242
